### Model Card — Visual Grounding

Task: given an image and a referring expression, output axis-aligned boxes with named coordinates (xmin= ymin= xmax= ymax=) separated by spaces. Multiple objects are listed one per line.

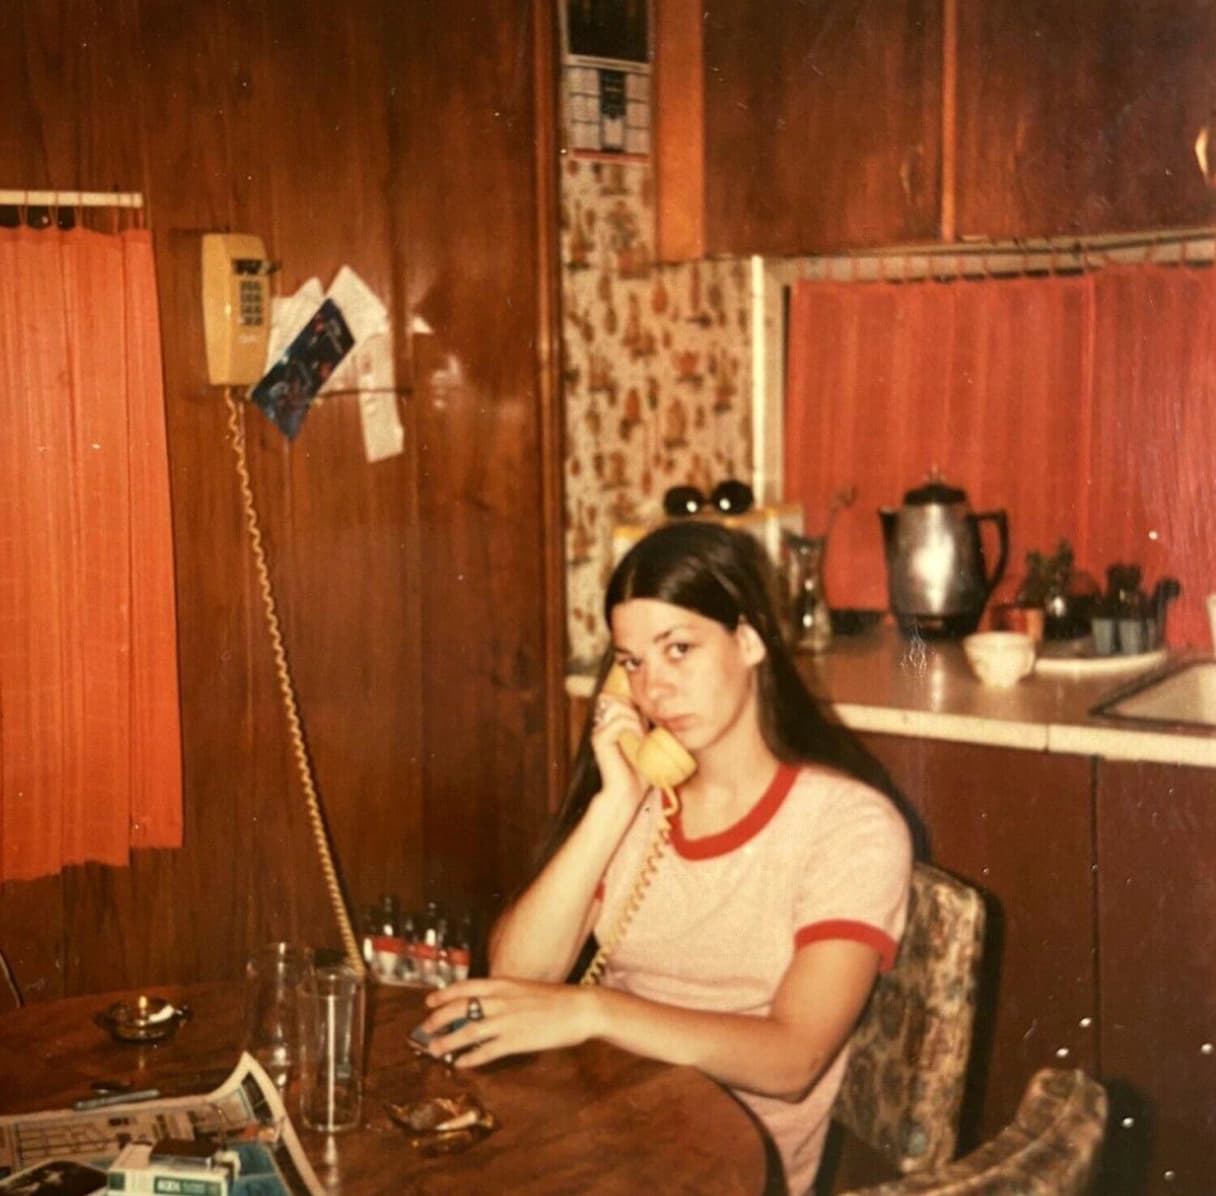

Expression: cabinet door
xmin=700 ymin=0 xmax=942 ymax=255
xmin=1089 ymin=0 xmax=1216 ymax=233
xmin=860 ymin=735 xmax=1097 ymax=1148
xmin=956 ymin=0 xmax=1216 ymax=238
xmin=1096 ymin=760 xmax=1216 ymax=1195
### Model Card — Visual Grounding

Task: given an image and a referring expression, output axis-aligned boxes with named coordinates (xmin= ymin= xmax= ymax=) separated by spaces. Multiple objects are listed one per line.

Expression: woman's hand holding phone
xmin=589 ymin=680 xmax=652 ymax=807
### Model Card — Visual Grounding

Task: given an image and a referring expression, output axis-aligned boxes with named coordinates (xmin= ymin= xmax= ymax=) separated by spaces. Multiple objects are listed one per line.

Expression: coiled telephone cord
xmin=580 ymin=785 xmax=679 ymax=986
xmin=224 ymin=390 xmax=365 ymax=978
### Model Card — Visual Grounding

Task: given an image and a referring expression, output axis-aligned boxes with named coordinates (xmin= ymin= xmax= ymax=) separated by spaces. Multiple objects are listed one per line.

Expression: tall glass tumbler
xmin=243 ymin=942 xmax=312 ymax=1091
xmin=298 ymin=961 xmax=365 ymax=1133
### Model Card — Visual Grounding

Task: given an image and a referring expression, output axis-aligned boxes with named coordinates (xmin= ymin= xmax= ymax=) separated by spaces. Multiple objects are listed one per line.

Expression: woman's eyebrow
xmin=652 ymin=624 xmax=696 ymax=644
xmin=610 ymin=625 xmax=695 ymax=655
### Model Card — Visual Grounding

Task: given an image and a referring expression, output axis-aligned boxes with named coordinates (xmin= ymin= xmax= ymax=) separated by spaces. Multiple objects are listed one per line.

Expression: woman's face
xmin=609 ymin=597 xmax=765 ymax=756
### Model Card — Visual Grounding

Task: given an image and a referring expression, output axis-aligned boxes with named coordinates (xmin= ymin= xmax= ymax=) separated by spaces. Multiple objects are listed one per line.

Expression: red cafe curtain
xmin=0 ymin=226 xmax=182 ymax=882
xmin=786 ymin=272 xmax=1092 ymax=614
xmin=785 ymin=262 xmax=1216 ymax=648
xmin=1084 ymin=264 xmax=1216 ymax=649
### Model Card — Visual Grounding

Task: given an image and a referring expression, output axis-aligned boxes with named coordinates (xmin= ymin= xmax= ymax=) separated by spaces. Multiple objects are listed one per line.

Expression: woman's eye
xmin=667 ymin=642 xmax=691 ymax=660
xmin=618 ymin=658 xmax=640 ymax=673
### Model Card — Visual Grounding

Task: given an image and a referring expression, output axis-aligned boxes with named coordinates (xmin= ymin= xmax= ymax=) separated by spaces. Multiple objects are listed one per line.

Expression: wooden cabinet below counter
xmin=1094 ymin=760 xmax=1216 ymax=1193
xmin=861 ymin=735 xmax=1216 ymax=1196
xmin=857 ymin=736 xmax=1098 ymax=1151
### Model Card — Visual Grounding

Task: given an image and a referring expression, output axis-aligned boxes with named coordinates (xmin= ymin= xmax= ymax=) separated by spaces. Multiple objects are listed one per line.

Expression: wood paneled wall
xmin=0 ymin=0 xmax=563 ymax=1000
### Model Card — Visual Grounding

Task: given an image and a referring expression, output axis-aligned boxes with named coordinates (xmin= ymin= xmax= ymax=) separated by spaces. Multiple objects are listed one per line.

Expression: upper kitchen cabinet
xmin=657 ymin=0 xmax=943 ymax=259
xmin=956 ymin=0 xmax=1216 ymax=239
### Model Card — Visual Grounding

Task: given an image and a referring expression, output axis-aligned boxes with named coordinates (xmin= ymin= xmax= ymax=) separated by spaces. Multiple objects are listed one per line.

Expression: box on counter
xmin=612 ymin=503 xmax=804 ymax=572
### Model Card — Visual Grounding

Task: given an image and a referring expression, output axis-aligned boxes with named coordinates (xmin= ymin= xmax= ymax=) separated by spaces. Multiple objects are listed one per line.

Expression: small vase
xmin=782 ymin=532 xmax=833 ymax=654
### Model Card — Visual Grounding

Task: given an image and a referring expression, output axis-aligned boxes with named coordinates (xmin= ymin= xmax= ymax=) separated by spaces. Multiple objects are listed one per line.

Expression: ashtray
xmin=385 ymin=1093 xmax=498 ymax=1155
xmin=95 ymin=994 xmax=192 ymax=1045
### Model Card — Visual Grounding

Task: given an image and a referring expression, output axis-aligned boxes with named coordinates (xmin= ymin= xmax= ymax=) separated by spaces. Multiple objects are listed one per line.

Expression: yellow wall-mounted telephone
xmin=602 ymin=665 xmax=696 ymax=789
xmin=202 ymin=233 xmax=272 ymax=386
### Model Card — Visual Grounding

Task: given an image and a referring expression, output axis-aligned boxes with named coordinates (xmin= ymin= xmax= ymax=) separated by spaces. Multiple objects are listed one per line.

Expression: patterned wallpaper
xmin=560 ymin=156 xmax=753 ymax=669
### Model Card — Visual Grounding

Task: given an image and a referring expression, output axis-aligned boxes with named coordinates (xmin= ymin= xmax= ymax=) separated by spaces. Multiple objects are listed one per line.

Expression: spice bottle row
xmin=360 ymin=895 xmax=473 ymax=988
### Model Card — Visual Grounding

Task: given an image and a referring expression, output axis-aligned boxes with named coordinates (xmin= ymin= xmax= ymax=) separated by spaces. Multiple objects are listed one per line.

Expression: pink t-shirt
xmin=595 ymin=763 xmax=912 ymax=1195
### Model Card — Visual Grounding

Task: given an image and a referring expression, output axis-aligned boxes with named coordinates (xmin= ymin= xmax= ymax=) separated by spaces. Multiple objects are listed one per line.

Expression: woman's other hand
xmin=419 ymin=978 xmax=597 ymax=1068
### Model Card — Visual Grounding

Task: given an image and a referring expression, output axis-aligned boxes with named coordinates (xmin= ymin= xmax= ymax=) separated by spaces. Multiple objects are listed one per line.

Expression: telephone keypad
xmin=238 ymin=278 xmax=265 ymax=327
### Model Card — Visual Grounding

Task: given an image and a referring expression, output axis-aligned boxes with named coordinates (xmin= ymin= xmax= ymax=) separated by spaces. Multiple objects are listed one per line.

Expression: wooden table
xmin=0 ymin=982 xmax=766 ymax=1194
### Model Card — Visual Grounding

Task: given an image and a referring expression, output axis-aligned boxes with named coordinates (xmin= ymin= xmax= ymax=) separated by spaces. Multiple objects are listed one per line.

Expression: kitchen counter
xmin=566 ymin=624 xmax=1216 ymax=768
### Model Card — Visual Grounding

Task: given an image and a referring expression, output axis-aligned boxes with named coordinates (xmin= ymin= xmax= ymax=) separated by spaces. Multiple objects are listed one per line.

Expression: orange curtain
xmin=786 ymin=273 xmax=1092 ymax=613
xmin=785 ymin=263 xmax=1216 ymax=647
xmin=1084 ymin=264 xmax=1216 ymax=649
xmin=0 ymin=226 xmax=182 ymax=882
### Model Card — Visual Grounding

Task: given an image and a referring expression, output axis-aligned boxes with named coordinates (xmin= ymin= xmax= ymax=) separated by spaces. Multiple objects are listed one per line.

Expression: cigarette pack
xmin=106 ymin=1139 xmax=240 ymax=1196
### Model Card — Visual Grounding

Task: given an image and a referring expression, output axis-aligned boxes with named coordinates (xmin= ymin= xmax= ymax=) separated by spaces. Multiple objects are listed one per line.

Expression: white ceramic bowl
xmin=963 ymin=631 xmax=1037 ymax=688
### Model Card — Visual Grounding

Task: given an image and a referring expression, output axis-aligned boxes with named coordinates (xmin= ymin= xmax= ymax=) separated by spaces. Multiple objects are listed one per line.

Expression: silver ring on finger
xmin=466 ymin=996 xmax=484 ymax=1022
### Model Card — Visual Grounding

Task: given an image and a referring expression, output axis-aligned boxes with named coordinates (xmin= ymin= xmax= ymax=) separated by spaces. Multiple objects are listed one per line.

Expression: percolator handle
xmin=976 ymin=510 xmax=1010 ymax=598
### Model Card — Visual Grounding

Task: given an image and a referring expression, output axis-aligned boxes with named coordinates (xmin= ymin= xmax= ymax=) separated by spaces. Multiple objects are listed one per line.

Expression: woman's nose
xmin=640 ymin=664 xmax=676 ymax=705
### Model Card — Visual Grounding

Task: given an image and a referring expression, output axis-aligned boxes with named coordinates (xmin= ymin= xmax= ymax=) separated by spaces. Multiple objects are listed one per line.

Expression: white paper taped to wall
xmin=352 ymin=333 xmax=404 ymax=463
xmin=320 ymin=266 xmax=389 ymax=391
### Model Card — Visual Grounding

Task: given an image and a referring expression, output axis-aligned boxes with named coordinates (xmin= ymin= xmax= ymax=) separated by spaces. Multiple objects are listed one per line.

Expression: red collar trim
xmin=671 ymin=764 xmax=799 ymax=860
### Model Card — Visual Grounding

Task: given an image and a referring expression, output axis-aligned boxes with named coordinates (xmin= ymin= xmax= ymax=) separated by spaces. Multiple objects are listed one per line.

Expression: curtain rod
xmin=781 ymin=226 xmax=1216 ymax=283
xmin=0 ymin=189 xmax=144 ymax=209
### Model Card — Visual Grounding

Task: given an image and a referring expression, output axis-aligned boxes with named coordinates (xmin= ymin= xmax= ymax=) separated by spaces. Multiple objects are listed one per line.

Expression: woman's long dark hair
xmin=538 ymin=520 xmax=921 ymax=875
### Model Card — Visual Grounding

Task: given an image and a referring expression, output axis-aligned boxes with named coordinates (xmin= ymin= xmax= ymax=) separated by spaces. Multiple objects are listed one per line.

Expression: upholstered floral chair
xmin=830 ymin=863 xmax=1107 ymax=1195
xmin=833 ymin=862 xmax=987 ymax=1172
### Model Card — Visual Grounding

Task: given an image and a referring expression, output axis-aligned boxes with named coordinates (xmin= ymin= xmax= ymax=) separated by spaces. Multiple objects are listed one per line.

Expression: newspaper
xmin=0 ymin=1053 xmax=323 ymax=1195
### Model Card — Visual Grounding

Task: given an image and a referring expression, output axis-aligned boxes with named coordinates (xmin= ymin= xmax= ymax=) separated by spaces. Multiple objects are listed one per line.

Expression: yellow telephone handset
xmin=601 ymin=665 xmax=696 ymax=789
xmin=580 ymin=666 xmax=695 ymax=986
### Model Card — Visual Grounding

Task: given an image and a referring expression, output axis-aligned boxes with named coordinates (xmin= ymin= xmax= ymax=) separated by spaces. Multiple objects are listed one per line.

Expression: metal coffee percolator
xmin=879 ymin=472 xmax=1009 ymax=638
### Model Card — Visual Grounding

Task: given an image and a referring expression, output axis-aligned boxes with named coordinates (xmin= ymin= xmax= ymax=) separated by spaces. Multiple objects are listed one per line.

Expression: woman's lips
xmin=659 ymin=715 xmax=694 ymax=734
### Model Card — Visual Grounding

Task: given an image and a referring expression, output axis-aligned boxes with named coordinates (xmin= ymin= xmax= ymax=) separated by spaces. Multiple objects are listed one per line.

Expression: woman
xmin=420 ymin=520 xmax=913 ymax=1194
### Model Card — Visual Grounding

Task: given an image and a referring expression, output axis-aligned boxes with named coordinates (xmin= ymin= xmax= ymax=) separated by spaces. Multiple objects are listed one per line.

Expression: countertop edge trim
xmin=563 ymin=677 xmax=1216 ymax=768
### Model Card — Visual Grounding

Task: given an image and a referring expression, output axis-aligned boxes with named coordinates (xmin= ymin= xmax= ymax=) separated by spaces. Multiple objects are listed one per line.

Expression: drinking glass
xmin=243 ymin=942 xmax=312 ymax=1091
xmin=298 ymin=960 xmax=366 ymax=1133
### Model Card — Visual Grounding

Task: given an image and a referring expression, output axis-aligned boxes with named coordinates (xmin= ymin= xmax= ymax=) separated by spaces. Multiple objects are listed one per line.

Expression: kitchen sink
xmin=1091 ymin=659 xmax=1216 ymax=729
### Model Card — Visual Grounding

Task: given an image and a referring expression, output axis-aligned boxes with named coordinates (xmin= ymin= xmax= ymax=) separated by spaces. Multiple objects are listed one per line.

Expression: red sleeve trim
xmin=795 ymin=919 xmax=899 ymax=972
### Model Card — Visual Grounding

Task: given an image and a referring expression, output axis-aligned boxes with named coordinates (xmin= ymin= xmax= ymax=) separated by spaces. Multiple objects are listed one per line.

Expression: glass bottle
xmin=416 ymin=900 xmax=444 ymax=987
xmin=398 ymin=911 xmax=419 ymax=982
xmin=447 ymin=914 xmax=473 ymax=983
xmin=370 ymin=894 xmax=405 ymax=981
xmin=1114 ymin=564 xmax=1147 ymax=655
